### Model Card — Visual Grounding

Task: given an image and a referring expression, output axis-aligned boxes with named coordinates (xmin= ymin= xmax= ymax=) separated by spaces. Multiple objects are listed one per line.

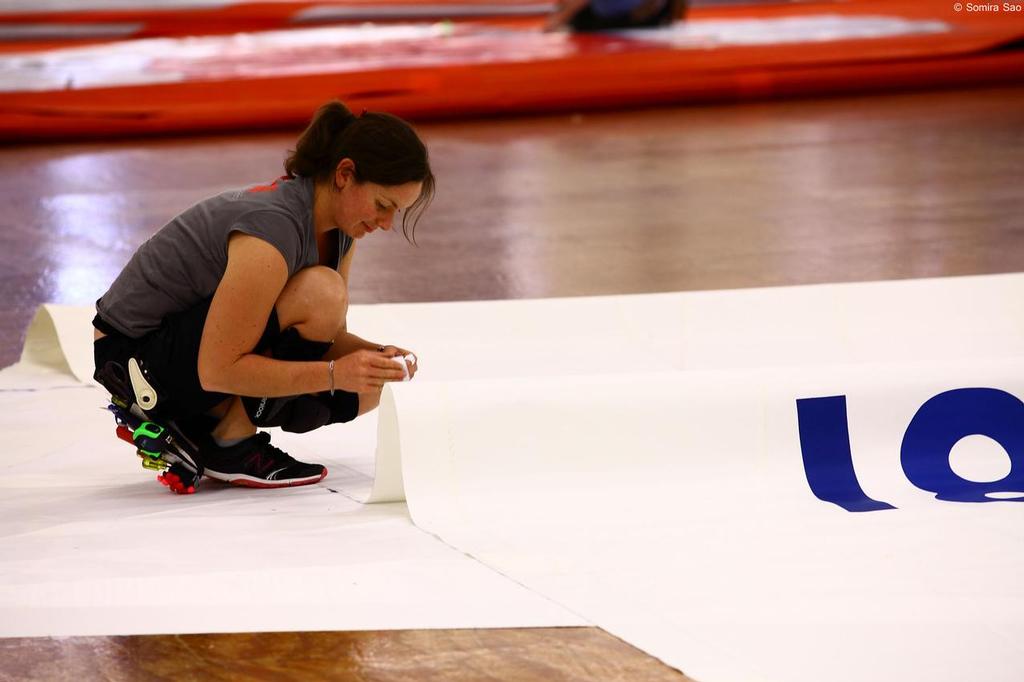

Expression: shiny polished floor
xmin=1 ymin=85 xmax=1022 ymax=679
xmin=0 ymin=628 xmax=686 ymax=681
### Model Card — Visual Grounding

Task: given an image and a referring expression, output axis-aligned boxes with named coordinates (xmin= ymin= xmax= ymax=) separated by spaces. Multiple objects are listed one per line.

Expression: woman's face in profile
xmin=332 ymin=161 xmax=422 ymax=240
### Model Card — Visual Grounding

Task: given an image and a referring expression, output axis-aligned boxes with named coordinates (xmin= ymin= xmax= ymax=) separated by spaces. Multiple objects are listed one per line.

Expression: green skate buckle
xmin=133 ymin=422 xmax=166 ymax=458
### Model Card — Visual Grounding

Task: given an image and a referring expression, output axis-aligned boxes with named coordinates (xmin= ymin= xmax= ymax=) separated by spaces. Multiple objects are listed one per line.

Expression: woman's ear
xmin=335 ymin=158 xmax=356 ymax=189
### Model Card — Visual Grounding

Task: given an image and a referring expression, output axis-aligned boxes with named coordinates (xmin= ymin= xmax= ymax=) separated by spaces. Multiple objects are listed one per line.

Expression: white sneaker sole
xmin=203 ymin=468 xmax=327 ymax=489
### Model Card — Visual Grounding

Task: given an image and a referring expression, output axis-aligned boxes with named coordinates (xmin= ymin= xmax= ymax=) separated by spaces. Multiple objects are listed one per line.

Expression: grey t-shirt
xmin=96 ymin=175 xmax=351 ymax=338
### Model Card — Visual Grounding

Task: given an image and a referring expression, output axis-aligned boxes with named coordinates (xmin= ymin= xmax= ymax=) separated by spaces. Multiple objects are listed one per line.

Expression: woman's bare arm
xmin=198 ymin=233 xmax=403 ymax=397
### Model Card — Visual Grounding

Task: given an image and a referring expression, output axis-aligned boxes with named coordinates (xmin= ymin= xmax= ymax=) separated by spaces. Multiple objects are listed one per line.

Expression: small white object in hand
xmin=391 ymin=354 xmax=411 ymax=381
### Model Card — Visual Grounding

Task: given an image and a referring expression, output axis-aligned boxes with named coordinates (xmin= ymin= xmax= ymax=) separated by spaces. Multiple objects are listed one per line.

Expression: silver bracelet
xmin=327 ymin=359 xmax=335 ymax=396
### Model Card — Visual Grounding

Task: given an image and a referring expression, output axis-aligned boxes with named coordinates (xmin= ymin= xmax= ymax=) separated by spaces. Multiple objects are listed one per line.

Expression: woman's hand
xmin=331 ymin=349 xmax=408 ymax=393
xmin=379 ymin=345 xmax=418 ymax=380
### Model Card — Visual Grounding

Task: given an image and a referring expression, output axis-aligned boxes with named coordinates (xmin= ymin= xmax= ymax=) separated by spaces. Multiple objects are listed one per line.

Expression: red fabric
xmin=1 ymin=1 xmax=1021 ymax=141
xmin=0 ymin=0 xmax=550 ymax=47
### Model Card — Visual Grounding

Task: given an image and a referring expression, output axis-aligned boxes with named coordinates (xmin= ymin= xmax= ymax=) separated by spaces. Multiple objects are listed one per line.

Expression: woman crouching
xmin=93 ymin=101 xmax=434 ymax=494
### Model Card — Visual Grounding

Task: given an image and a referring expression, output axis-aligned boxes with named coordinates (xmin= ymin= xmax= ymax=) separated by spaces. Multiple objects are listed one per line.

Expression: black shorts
xmin=93 ymin=298 xmax=281 ymax=419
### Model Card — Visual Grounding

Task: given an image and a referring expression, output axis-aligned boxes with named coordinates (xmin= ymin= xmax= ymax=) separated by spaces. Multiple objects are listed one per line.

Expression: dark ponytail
xmin=286 ymin=100 xmax=435 ymax=242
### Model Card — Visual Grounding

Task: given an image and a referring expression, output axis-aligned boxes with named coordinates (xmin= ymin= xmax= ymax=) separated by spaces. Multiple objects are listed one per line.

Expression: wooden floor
xmin=1 ymin=85 xmax=1022 ymax=680
xmin=0 ymin=629 xmax=686 ymax=681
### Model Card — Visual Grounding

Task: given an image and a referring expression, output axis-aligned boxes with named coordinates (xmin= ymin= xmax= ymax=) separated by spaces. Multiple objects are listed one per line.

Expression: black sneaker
xmin=202 ymin=432 xmax=327 ymax=489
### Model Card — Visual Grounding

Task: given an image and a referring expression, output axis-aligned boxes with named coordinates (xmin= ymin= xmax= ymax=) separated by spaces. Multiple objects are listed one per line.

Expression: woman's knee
xmin=358 ymin=389 xmax=382 ymax=416
xmin=275 ymin=266 xmax=348 ymax=340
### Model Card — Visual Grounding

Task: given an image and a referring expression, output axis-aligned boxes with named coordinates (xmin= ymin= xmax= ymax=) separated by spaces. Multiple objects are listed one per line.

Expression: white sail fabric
xmin=2 ymin=273 xmax=1022 ymax=680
